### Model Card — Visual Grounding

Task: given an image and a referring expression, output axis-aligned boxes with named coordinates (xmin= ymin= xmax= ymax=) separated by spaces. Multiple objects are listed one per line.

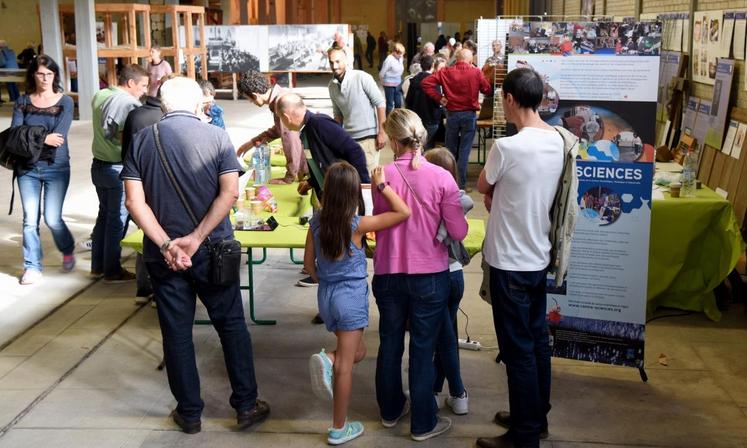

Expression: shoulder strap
xmin=392 ymin=160 xmax=426 ymax=208
xmin=152 ymin=124 xmax=199 ymax=228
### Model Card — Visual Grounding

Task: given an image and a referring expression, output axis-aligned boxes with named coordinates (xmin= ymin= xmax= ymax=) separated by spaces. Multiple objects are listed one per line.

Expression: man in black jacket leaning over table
xmin=276 ymin=92 xmax=370 ymax=198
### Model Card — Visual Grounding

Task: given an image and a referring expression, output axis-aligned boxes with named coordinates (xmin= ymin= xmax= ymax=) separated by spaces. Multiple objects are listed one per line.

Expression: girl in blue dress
xmin=12 ymin=55 xmax=75 ymax=284
xmin=304 ymin=161 xmax=410 ymax=445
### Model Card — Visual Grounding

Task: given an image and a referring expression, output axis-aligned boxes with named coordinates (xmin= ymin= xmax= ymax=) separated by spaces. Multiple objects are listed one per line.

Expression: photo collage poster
xmin=476 ymin=18 xmax=522 ymax=68
xmin=692 ymin=10 xmax=728 ymax=86
xmin=180 ymin=24 xmax=349 ymax=73
xmin=505 ymin=21 xmax=660 ymax=368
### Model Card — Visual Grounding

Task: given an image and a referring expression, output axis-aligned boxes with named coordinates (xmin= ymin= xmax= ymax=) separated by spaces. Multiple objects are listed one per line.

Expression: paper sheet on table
xmin=362 ymin=185 xmax=373 ymax=216
xmin=722 ymin=17 xmax=736 ymax=57
xmin=652 ymin=187 xmax=665 ymax=200
xmin=656 ymin=162 xmax=683 ymax=173
xmin=238 ymin=167 xmax=254 ymax=192
xmin=734 ymin=14 xmax=746 ymax=60
xmin=723 ymin=120 xmax=739 ymax=155
xmin=731 ymin=122 xmax=747 ymax=159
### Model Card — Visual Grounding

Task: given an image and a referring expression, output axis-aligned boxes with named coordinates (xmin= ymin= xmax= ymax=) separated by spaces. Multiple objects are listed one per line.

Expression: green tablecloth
xmin=123 ymin=217 xmax=486 ymax=257
xmin=648 ymin=187 xmax=744 ymax=321
xmin=121 ymin=175 xmax=485 ymax=258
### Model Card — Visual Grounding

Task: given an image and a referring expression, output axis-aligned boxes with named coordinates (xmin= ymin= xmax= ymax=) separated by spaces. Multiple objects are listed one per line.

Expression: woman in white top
xmin=379 ymin=43 xmax=405 ymax=116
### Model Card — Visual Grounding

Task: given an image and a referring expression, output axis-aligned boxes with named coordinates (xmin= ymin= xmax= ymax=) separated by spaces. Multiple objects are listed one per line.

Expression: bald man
xmin=422 ymin=48 xmax=491 ymax=190
xmin=276 ymin=93 xmax=370 ymax=198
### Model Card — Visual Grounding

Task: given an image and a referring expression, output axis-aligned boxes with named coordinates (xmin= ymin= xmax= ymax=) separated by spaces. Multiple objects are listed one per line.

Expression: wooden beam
xmin=199 ymin=11 xmax=207 ymax=79
xmin=387 ymin=0 xmax=395 ymax=37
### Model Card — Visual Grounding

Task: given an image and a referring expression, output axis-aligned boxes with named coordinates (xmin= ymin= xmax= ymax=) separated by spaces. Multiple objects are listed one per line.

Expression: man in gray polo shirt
xmin=327 ymin=47 xmax=387 ymax=173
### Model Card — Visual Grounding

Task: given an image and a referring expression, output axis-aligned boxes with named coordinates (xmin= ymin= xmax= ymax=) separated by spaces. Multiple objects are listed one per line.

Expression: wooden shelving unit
xmin=55 ymin=3 xmax=207 ymax=90
xmin=150 ymin=4 xmax=208 ymax=81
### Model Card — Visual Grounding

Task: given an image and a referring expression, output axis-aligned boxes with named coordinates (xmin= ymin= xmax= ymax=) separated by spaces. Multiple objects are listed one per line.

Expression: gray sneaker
xmin=381 ymin=400 xmax=410 ymax=428
xmin=411 ymin=416 xmax=452 ymax=441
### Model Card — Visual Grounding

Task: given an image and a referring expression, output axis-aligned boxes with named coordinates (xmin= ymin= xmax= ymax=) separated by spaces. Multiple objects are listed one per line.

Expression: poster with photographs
xmin=692 ymin=10 xmax=726 ymax=85
xmin=704 ymin=59 xmax=735 ymax=150
xmin=476 ymin=18 xmax=522 ymax=68
xmin=268 ymin=24 xmax=348 ymax=71
xmin=504 ymin=21 xmax=661 ymax=57
xmin=505 ymin=21 xmax=659 ymax=369
xmin=180 ymin=26 xmax=269 ymax=72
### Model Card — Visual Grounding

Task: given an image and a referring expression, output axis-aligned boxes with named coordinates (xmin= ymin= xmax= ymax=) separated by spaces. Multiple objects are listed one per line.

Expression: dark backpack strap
xmin=8 ymin=171 xmax=16 ymax=215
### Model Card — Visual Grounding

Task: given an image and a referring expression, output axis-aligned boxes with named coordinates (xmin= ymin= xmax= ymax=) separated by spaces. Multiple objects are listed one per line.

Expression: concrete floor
xmin=0 ymin=80 xmax=746 ymax=448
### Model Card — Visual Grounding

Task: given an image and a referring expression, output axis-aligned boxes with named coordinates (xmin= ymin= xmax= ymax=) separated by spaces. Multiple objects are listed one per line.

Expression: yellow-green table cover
xmin=648 ymin=187 xmax=744 ymax=321
xmin=270 ymin=153 xmax=286 ymax=167
xmin=123 ymin=217 xmax=486 ymax=258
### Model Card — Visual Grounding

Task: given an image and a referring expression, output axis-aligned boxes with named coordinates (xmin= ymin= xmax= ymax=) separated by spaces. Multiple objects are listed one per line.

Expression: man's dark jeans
xmin=147 ymin=246 xmax=259 ymax=421
xmin=490 ymin=267 xmax=551 ymax=448
xmin=373 ymin=270 xmax=449 ymax=435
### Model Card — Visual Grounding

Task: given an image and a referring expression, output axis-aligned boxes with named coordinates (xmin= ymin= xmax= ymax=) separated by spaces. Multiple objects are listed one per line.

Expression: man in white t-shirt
xmin=475 ymin=67 xmax=563 ymax=448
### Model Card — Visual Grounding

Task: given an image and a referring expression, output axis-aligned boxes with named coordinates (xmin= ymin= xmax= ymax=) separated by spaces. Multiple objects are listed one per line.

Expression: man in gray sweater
xmin=327 ymin=47 xmax=387 ymax=174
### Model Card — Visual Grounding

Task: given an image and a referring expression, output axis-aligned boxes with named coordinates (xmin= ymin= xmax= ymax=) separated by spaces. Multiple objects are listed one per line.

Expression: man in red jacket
xmin=422 ymin=48 xmax=491 ymax=191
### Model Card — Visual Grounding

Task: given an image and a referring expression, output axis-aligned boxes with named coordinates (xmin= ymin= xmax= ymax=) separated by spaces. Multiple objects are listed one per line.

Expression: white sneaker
xmin=411 ymin=415 xmax=452 ymax=441
xmin=78 ymin=239 xmax=93 ymax=251
xmin=135 ymin=294 xmax=154 ymax=305
xmin=20 ymin=269 xmax=42 ymax=285
xmin=445 ymin=390 xmax=469 ymax=415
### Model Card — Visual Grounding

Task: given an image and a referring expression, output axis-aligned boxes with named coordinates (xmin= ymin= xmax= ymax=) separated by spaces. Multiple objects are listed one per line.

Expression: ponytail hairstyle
xmin=383 ymin=108 xmax=427 ymax=170
xmin=319 ymin=161 xmax=363 ymax=260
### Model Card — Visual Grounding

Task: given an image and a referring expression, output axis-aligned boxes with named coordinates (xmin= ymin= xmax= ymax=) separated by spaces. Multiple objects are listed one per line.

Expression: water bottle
xmin=253 ymin=143 xmax=271 ymax=184
xmin=261 ymin=143 xmax=271 ymax=182
xmin=681 ymin=149 xmax=698 ymax=198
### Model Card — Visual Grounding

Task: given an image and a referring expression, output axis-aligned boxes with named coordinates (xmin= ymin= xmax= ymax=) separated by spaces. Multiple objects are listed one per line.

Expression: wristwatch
xmin=160 ymin=239 xmax=172 ymax=253
xmin=377 ymin=182 xmax=387 ymax=192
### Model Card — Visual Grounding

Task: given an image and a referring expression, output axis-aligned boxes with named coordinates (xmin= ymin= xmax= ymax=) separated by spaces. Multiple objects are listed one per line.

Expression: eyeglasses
xmin=35 ymin=72 xmax=54 ymax=79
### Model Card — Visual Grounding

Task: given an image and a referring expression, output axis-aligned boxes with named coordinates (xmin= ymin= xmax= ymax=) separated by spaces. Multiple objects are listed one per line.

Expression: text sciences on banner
xmin=505 ymin=20 xmax=660 ymax=368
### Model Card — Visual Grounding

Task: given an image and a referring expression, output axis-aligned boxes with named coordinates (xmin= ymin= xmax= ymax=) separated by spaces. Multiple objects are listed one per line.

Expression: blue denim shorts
xmin=318 ymin=279 xmax=369 ymax=332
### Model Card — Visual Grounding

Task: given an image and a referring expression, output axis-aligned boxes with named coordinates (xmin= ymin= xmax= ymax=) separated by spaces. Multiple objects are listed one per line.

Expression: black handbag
xmin=152 ymin=124 xmax=241 ymax=286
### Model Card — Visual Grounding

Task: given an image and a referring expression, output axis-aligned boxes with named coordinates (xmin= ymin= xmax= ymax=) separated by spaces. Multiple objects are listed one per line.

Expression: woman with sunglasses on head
xmin=12 ymin=55 xmax=75 ymax=284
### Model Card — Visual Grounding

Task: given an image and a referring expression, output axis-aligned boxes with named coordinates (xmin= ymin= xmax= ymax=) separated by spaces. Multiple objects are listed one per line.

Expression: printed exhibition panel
xmin=476 ymin=18 xmax=522 ymax=68
xmin=505 ymin=21 xmax=659 ymax=368
xmin=268 ymin=24 xmax=349 ymax=71
xmin=180 ymin=24 xmax=349 ymax=73
xmin=692 ymin=10 xmax=726 ymax=86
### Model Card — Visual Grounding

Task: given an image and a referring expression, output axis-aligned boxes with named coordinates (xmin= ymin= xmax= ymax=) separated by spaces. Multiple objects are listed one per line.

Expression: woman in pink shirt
xmin=371 ymin=109 xmax=468 ymax=442
xmin=147 ymin=45 xmax=172 ymax=98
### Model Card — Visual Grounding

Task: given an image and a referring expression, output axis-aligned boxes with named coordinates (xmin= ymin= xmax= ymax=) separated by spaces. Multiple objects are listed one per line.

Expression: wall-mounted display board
xmin=181 ymin=24 xmax=349 ymax=73
xmin=692 ymin=10 xmax=729 ymax=85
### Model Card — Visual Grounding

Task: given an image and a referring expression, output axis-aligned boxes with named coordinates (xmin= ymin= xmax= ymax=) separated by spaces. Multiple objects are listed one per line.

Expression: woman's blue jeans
xmin=433 ymin=269 xmax=466 ymax=397
xmin=17 ymin=163 xmax=75 ymax=271
xmin=373 ymin=270 xmax=449 ymax=435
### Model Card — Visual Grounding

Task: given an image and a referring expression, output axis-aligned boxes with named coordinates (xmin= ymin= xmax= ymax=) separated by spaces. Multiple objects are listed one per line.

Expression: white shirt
xmin=483 ymin=127 xmax=564 ymax=271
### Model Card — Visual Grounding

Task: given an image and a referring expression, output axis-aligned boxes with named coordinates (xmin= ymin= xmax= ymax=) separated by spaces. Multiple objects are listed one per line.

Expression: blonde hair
xmin=384 ymin=109 xmax=427 ymax=169
xmin=393 ymin=42 xmax=406 ymax=55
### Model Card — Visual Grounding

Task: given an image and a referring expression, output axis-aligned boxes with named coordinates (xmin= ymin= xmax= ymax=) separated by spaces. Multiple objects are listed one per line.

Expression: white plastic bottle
xmin=681 ymin=149 xmax=698 ymax=198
